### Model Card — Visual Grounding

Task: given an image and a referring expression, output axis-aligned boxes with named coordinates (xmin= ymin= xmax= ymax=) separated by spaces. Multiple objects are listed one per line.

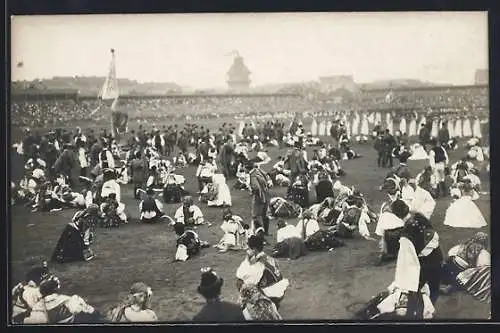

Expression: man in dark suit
xmin=438 ymin=122 xmax=450 ymax=149
xmin=248 ymin=162 xmax=272 ymax=236
xmin=383 ymin=129 xmax=397 ymax=168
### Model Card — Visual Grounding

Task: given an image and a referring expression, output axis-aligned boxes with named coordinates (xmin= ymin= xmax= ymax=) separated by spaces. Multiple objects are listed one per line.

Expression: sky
xmin=11 ymin=12 xmax=488 ymax=89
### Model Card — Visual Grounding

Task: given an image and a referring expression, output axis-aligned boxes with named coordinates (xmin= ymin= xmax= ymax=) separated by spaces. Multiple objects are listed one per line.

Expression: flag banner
xmin=100 ymin=49 xmax=119 ymax=102
xmin=96 ymin=49 xmax=125 ymax=137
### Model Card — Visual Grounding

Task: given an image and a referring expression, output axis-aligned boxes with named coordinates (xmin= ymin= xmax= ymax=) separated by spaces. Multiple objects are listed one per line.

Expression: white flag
xmin=99 ymin=49 xmax=119 ymax=105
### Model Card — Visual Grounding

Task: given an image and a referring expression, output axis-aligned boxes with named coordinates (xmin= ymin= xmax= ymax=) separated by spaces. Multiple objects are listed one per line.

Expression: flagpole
xmin=109 ymin=48 xmax=118 ymax=138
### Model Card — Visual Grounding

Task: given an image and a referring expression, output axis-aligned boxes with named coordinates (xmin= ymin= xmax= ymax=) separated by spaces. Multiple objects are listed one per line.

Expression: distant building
xmin=318 ymin=75 xmax=356 ymax=93
xmin=475 ymin=69 xmax=488 ymax=85
xmin=226 ymin=55 xmax=251 ymax=91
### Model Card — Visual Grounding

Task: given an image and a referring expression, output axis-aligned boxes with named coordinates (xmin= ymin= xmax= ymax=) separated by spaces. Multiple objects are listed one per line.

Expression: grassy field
xmin=9 ymin=119 xmax=490 ymax=321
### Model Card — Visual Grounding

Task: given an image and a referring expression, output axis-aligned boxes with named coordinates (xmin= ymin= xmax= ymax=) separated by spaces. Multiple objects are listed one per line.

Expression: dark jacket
xmin=438 ymin=128 xmax=450 ymax=145
xmin=193 ymin=299 xmax=245 ymax=322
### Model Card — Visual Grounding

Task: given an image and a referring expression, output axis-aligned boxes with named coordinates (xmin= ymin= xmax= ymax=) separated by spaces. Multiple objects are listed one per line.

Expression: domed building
xmin=226 ymin=54 xmax=251 ymax=92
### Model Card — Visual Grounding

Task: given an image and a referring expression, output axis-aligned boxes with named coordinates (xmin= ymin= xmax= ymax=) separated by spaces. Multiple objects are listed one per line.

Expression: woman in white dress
xmin=351 ymin=113 xmax=360 ymax=136
xmin=447 ymin=117 xmax=455 ymax=138
xmin=443 ymin=185 xmax=487 ymax=229
xmin=327 ymin=120 xmax=333 ymax=136
xmin=454 ymin=117 xmax=463 ymax=138
xmin=408 ymin=115 xmax=417 ymax=137
xmin=472 ymin=116 xmax=482 ymax=139
xmin=367 ymin=112 xmax=375 ymax=125
xmin=399 ymin=115 xmax=407 ymax=135
xmin=361 ymin=114 xmax=370 ymax=136
xmin=238 ymin=121 xmax=245 ymax=138
xmin=431 ymin=118 xmax=439 ymax=139
xmin=310 ymin=118 xmax=318 ymax=136
xmin=318 ymin=120 xmax=326 ymax=136
xmin=77 ymin=144 xmax=89 ymax=177
xmin=463 ymin=117 xmax=472 ymax=138
xmin=375 ymin=112 xmax=382 ymax=125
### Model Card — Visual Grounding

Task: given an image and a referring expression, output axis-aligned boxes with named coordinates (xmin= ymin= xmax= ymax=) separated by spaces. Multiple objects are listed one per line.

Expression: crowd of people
xmin=358 ymin=86 xmax=488 ymax=110
xmin=11 ymin=84 xmax=488 ymax=129
xmin=10 ymin=92 xmax=491 ymax=323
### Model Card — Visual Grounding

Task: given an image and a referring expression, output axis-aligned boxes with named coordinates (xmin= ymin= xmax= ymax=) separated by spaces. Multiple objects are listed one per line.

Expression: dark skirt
xmin=352 ymin=291 xmax=390 ymax=320
xmin=384 ymin=227 xmax=404 ymax=258
xmin=51 ymin=224 xmax=86 ymax=263
xmin=320 ymin=208 xmax=341 ymax=226
xmin=315 ymin=182 xmax=334 ymax=204
xmin=419 ymin=247 xmax=443 ymax=303
xmin=163 ymin=184 xmax=183 ymax=203
xmin=270 ymin=200 xmax=302 ymax=219
xmin=272 ymin=237 xmax=307 ymax=260
xmin=335 ymin=222 xmax=356 ymax=239
xmin=305 ymin=230 xmax=345 ymax=251
xmin=286 ymin=186 xmax=309 ymax=208
xmin=353 ymin=290 xmax=425 ymax=320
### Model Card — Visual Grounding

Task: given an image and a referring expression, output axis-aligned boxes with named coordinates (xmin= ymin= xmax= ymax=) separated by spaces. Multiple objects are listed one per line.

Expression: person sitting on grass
xmin=331 ymin=192 xmax=374 ymax=241
xmin=214 ymin=208 xmax=248 ymax=252
xmin=193 ymin=267 xmax=245 ymax=322
xmin=51 ymin=204 xmax=100 ymax=263
xmin=272 ymin=219 xmax=307 ymax=260
xmin=296 ymin=209 xmax=321 ymax=241
xmin=100 ymin=193 xmax=128 ymax=227
xmin=440 ymin=232 xmax=490 ymax=304
xmin=236 ymin=236 xmax=290 ymax=309
xmin=268 ymin=197 xmax=303 ymax=220
xmin=139 ymin=188 xmax=169 ymax=224
xmin=239 ymin=283 xmax=282 ymax=321
xmin=173 ymin=196 xmax=206 ymax=227
xmin=12 ymin=263 xmax=50 ymax=324
xmin=108 ymin=282 xmax=158 ymax=322
xmin=443 ymin=183 xmax=487 ymax=229
xmin=24 ymin=275 xmax=101 ymax=324
xmin=173 ymin=223 xmax=209 ymax=262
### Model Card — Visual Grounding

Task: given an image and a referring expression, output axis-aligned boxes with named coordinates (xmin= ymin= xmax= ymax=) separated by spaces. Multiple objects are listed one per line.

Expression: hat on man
xmin=248 ymin=235 xmax=264 ymax=251
xmin=197 ymin=267 xmax=223 ymax=298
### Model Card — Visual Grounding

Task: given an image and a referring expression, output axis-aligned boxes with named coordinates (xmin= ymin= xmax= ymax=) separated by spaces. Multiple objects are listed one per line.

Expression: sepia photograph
xmin=9 ymin=12 xmax=490 ymax=324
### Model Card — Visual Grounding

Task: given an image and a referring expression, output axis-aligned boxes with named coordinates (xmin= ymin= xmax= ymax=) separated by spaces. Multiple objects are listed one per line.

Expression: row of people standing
xmin=308 ymin=112 xmax=485 ymax=139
